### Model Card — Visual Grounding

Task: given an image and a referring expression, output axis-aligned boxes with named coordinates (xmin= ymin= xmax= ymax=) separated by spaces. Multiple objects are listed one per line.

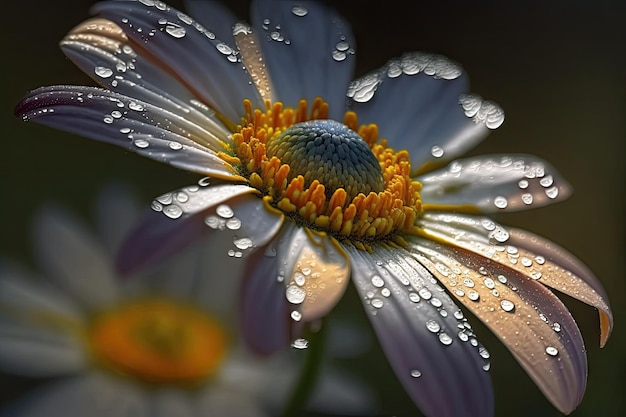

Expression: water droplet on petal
xmin=371 ymin=275 xmax=384 ymax=288
xmin=426 ymin=320 xmax=440 ymax=333
xmin=216 ymin=204 xmax=234 ymax=218
xmin=163 ymin=204 xmax=183 ymax=219
xmin=291 ymin=5 xmax=308 ymax=16
xmin=521 ymin=193 xmax=534 ymax=205
xmin=418 ymin=288 xmax=432 ymax=300
xmin=409 ymin=293 xmax=420 ymax=303
xmin=165 ymin=23 xmax=186 ymax=38
xmin=430 ymin=145 xmax=444 ymax=158
xmin=371 ymin=298 xmax=384 ymax=309
xmin=233 ymin=237 xmax=253 ymax=250
xmin=494 ymin=196 xmax=508 ymax=209
xmin=291 ymin=310 xmax=302 ymax=321
xmin=545 ymin=186 xmax=559 ymax=199
xmin=500 ymin=299 xmax=515 ymax=312
xmin=292 ymin=338 xmax=309 ymax=349
xmin=410 ymin=369 xmax=421 ymax=378
xmin=286 ymin=285 xmax=306 ymax=304
xmin=226 ymin=217 xmax=241 ymax=230
xmin=439 ymin=333 xmax=453 ymax=345
xmin=552 ymin=322 xmax=561 ymax=332
xmin=545 ymin=346 xmax=559 ymax=356
xmin=169 ymin=141 xmax=183 ymax=150
xmin=95 ymin=66 xmax=113 ymax=78
xmin=467 ymin=290 xmax=480 ymax=301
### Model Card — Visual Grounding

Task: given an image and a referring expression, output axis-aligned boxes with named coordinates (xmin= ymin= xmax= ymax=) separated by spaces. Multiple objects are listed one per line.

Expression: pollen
xmin=223 ymin=98 xmax=423 ymax=247
xmin=89 ymin=299 xmax=227 ymax=385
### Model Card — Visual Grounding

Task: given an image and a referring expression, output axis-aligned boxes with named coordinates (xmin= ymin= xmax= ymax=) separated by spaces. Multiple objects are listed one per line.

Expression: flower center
xmin=220 ymin=98 xmax=423 ymax=250
xmin=266 ymin=120 xmax=384 ymax=201
xmin=89 ymin=299 xmax=227 ymax=385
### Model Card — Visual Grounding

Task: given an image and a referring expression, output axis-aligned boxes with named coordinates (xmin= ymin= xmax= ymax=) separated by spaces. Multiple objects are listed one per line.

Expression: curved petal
xmin=240 ymin=237 xmax=292 ymax=355
xmin=33 ymin=205 xmax=118 ymax=311
xmin=346 ymin=244 xmax=493 ymax=417
xmin=279 ymin=227 xmax=350 ymax=322
xmin=347 ymin=52 xmax=504 ymax=172
xmin=60 ymin=17 xmax=231 ymax=137
xmin=16 ymin=86 xmax=239 ymax=179
xmin=251 ymin=0 xmax=356 ymax=118
xmin=182 ymin=0 xmax=239 ymax=47
xmin=417 ymin=212 xmax=613 ymax=347
xmin=2 ymin=373 xmax=149 ymax=417
xmin=418 ymin=154 xmax=572 ymax=213
xmin=508 ymin=228 xmax=613 ymax=346
xmin=116 ymin=182 xmax=259 ymax=275
xmin=408 ymin=237 xmax=587 ymax=414
xmin=91 ymin=0 xmax=263 ymax=122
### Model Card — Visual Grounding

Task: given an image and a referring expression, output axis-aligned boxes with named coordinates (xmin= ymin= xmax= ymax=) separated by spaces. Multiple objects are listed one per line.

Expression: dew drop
xmin=500 ymin=299 xmax=515 ymax=312
xmin=292 ymin=338 xmax=309 ymax=349
xmin=286 ymin=285 xmax=306 ymax=304
xmin=458 ymin=331 xmax=469 ymax=342
xmin=521 ymin=257 xmax=533 ymax=267
xmin=381 ymin=288 xmax=391 ymax=298
xmin=134 ymin=138 xmax=149 ymax=148
xmin=294 ymin=272 xmax=306 ymax=286
xmin=552 ymin=322 xmax=561 ymax=332
xmin=478 ymin=346 xmax=490 ymax=359
xmin=371 ymin=275 xmax=384 ymax=288
xmin=119 ymin=127 xmax=131 ymax=134
xmin=539 ymin=175 xmax=554 ymax=187
xmin=165 ymin=24 xmax=186 ymax=38
xmin=128 ymin=102 xmax=144 ymax=111
xmin=168 ymin=141 xmax=183 ymax=150
xmin=439 ymin=333 xmax=453 ymax=345
xmin=545 ymin=186 xmax=559 ymax=199
xmin=494 ymin=196 xmax=508 ymax=209
xmin=482 ymin=363 xmax=491 ymax=371
xmin=409 ymin=293 xmax=420 ymax=303
xmin=534 ymin=256 xmax=546 ymax=265
xmin=545 ymin=346 xmax=559 ymax=356
xmin=216 ymin=204 xmax=234 ymax=218
xmin=332 ymin=50 xmax=347 ymax=61
xmin=418 ymin=288 xmax=432 ymax=300
xmin=467 ymin=290 xmax=480 ymax=301
xmin=226 ymin=217 xmax=241 ymax=230
xmin=95 ymin=66 xmax=113 ymax=78
xmin=454 ymin=310 xmax=464 ymax=320
xmin=103 ymin=116 xmax=114 ymax=124
xmin=521 ymin=193 xmax=534 ymax=205
xmin=291 ymin=5 xmax=308 ymax=16
xmin=430 ymin=297 xmax=442 ymax=308
xmin=410 ymin=369 xmax=421 ymax=378
xmin=425 ymin=320 xmax=440 ymax=333
xmin=497 ymin=274 xmax=507 ymax=284
xmin=430 ymin=145 xmax=444 ymax=158
xmin=233 ymin=237 xmax=253 ymax=250
xmin=291 ymin=310 xmax=302 ymax=321
xmin=483 ymin=278 xmax=495 ymax=289
xmin=518 ymin=179 xmax=529 ymax=189
xmin=371 ymin=298 xmax=384 ymax=309
xmin=163 ymin=204 xmax=183 ymax=219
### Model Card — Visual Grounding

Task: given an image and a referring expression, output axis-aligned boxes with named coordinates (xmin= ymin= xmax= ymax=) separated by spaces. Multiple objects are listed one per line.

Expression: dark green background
xmin=1 ymin=1 xmax=624 ymax=416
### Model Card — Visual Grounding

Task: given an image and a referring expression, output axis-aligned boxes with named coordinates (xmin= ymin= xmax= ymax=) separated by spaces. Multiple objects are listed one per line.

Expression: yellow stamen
xmin=221 ymin=98 xmax=424 ymax=247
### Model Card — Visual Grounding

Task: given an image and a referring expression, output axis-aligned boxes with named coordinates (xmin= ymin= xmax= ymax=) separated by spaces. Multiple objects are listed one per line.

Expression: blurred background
xmin=1 ymin=0 xmax=624 ymax=416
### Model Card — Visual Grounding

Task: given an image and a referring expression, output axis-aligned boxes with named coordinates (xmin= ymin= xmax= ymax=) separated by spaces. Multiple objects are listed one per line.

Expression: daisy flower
xmin=14 ymin=0 xmax=613 ymax=416
xmin=0 ymin=185 xmax=373 ymax=417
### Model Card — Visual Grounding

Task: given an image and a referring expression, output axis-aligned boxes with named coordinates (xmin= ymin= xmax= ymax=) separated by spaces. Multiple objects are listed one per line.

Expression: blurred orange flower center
xmin=89 ymin=299 xmax=227 ymax=385
xmin=219 ymin=98 xmax=423 ymax=250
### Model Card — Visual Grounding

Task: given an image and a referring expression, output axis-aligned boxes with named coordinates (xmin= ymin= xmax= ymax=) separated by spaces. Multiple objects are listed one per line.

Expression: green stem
xmin=282 ymin=321 xmax=328 ymax=417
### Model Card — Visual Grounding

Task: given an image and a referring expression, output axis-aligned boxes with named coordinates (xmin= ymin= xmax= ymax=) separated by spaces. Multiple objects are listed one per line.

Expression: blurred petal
xmin=2 ymin=373 xmax=148 ymax=417
xmin=196 ymin=387 xmax=268 ymax=417
xmin=94 ymin=182 xmax=142 ymax=255
xmin=280 ymin=228 xmax=350 ymax=322
xmin=347 ymin=244 xmax=494 ymax=417
xmin=116 ymin=182 xmax=257 ymax=275
xmin=33 ymin=205 xmax=118 ymax=310
xmin=0 ymin=320 xmax=85 ymax=377
xmin=16 ymin=86 xmax=239 ymax=179
xmin=409 ymin=237 xmax=587 ymax=414
xmin=91 ymin=0 xmax=263 ymax=122
xmin=418 ymin=154 xmax=572 ymax=212
xmin=418 ymin=212 xmax=613 ymax=346
xmin=347 ymin=52 xmax=504 ymax=171
xmin=251 ymin=0 xmax=355 ymax=118
xmin=152 ymin=389 xmax=193 ymax=417
xmin=60 ymin=18 xmax=230 ymax=138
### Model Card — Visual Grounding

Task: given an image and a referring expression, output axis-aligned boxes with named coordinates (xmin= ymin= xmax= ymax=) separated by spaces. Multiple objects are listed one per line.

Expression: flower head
xmin=15 ymin=1 xmax=613 ymax=416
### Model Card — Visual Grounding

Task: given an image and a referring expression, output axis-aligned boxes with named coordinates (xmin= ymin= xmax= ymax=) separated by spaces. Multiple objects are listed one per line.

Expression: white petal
xmin=196 ymin=386 xmax=269 ymax=417
xmin=92 ymin=0 xmax=263 ymax=122
xmin=347 ymin=52 xmax=504 ymax=170
xmin=3 ymin=373 xmax=149 ymax=417
xmin=418 ymin=154 xmax=572 ymax=212
xmin=251 ymin=0 xmax=356 ymax=118
xmin=0 ymin=320 xmax=86 ymax=378
xmin=152 ymin=389 xmax=193 ymax=417
xmin=33 ymin=205 xmax=118 ymax=311
xmin=347 ymin=245 xmax=494 ymax=417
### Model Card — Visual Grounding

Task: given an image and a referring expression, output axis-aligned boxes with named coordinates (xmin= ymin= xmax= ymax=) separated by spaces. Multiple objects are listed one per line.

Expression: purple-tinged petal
xmin=417 ymin=212 xmax=613 ymax=347
xmin=183 ymin=0 xmax=239 ymax=45
xmin=33 ymin=205 xmax=118 ymax=311
xmin=508 ymin=228 xmax=613 ymax=347
xmin=116 ymin=182 xmax=257 ymax=275
xmin=91 ymin=0 xmax=263 ymax=122
xmin=347 ymin=52 xmax=504 ymax=172
xmin=60 ymin=18 xmax=231 ymax=135
xmin=278 ymin=228 xmax=350 ymax=322
xmin=346 ymin=244 xmax=493 ymax=417
xmin=409 ymin=237 xmax=588 ymax=414
xmin=16 ymin=86 xmax=239 ymax=179
xmin=251 ymin=0 xmax=355 ymax=118
xmin=418 ymin=154 xmax=572 ymax=213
